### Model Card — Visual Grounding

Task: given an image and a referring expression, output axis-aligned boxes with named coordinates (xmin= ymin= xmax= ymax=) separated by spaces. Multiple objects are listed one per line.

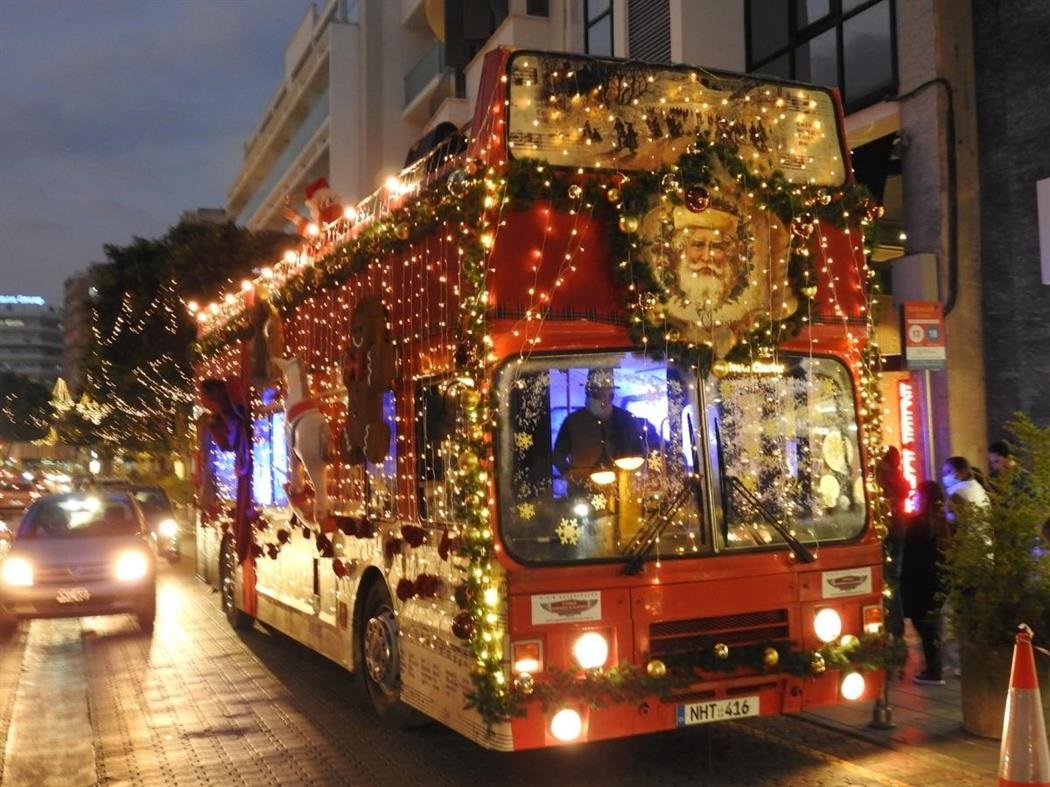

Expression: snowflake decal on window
xmin=555 ymin=517 xmax=582 ymax=545
xmin=514 ymin=432 xmax=534 ymax=451
xmin=647 ymin=453 xmax=663 ymax=472
xmin=516 ymin=502 xmax=535 ymax=521
xmin=589 ymin=492 xmax=608 ymax=511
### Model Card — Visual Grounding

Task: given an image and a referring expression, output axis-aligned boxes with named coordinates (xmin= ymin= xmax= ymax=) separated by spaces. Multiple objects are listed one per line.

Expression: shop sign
xmin=897 ymin=379 xmax=920 ymax=513
xmin=902 ymin=301 xmax=946 ymax=370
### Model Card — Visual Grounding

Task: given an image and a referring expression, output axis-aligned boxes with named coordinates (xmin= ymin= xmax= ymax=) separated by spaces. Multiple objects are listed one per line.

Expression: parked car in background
xmin=89 ymin=480 xmax=180 ymax=562
xmin=0 ymin=491 xmax=157 ymax=635
xmin=0 ymin=478 xmax=43 ymax=522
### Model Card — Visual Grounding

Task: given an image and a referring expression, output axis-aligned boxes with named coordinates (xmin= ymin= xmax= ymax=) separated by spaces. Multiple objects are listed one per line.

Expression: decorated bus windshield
xmin=705 ymin=356 xmax=865 ymax=548
xmin=496 ymin=352 xmax=705 ymax=564
xmin=506 ymin=50 xmax=846 ymax=185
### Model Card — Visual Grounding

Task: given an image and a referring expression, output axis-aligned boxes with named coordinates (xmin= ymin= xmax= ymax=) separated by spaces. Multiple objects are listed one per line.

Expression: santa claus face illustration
xmin=672 ymin=207 xmax=745 ymax=308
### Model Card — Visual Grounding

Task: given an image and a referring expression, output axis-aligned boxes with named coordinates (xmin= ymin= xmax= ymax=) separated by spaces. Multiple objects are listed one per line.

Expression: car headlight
xmin=814 ymin=608 xmax=843 ymax=643
xmin=157 ymin=518 xmax=178 ymax=538
xmin=550 ymin=708 xmax=583 ymax=742
xmin=573 ymin=631 xmax=609 ymax=670
xmin=1 ymin=556 xmax=33 ymax=586
xmin=114 ymin=550 xmax=150 ymax=582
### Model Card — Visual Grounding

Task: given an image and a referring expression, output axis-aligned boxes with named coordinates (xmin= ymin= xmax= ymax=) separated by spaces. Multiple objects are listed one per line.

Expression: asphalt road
xmin=0 ymin=554 xmax=993 ymax=786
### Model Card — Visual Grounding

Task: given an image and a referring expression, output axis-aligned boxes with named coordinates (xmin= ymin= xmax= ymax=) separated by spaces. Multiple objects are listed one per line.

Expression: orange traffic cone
xmin=998 ymin=624 xmax=1050 ymax=787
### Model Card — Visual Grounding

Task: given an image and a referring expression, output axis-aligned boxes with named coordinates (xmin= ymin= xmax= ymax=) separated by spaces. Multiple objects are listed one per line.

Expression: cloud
xmin=0 ymin=0 xmax=312 ymax=303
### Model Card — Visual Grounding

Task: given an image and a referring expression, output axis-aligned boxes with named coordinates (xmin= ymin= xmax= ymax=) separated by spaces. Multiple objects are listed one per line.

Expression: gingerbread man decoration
xmin=342 ymin=297 xmax=396 ymax=465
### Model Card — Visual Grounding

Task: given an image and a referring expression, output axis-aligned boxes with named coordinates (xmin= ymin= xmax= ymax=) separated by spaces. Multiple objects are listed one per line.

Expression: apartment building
xmin=229 ymin=0 xmax=1050 ymax=478
xmin=0 ymin=295 xmax=63 ymax=382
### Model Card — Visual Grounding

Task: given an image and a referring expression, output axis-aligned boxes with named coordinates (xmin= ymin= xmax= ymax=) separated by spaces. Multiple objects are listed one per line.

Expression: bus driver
xmin=552 ymin=369 xmax=649 ymax=492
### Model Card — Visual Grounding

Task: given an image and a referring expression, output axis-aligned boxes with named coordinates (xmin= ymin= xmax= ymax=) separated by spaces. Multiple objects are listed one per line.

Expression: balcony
xmin=236 ymin=89 xmax=331 ymax=227
xmin=403 ymin=42 xmax=462 ymax=122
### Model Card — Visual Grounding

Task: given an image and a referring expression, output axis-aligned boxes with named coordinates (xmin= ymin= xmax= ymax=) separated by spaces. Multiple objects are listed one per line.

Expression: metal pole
xmin=869 ymin=667 xmax=895 ymax=728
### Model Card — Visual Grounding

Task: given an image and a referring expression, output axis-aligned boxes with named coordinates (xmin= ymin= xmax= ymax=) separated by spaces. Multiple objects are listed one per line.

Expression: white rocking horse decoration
xmin=272 ymin=356 xmax=331 ymax=525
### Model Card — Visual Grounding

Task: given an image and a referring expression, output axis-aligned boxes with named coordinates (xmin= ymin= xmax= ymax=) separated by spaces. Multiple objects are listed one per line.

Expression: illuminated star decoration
xmin=555 ymin=517 xmax=582 ymax=545
xmin=516 ymin=502 xmax=535 ymax=521
xmin=514 ymin=432 xmax=534 ymax=450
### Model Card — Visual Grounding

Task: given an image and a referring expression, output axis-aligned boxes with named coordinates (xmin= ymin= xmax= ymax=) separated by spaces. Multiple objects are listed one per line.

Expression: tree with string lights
xmin=73 ymin=218 xmax=295 ymax=465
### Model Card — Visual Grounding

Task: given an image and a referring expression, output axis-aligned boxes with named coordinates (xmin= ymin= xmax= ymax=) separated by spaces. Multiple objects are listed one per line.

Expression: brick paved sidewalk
xmin=802 ymin=629 xmax=1002 ymax=780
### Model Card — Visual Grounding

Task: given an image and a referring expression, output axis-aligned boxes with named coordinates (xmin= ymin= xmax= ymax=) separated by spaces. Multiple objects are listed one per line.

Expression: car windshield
xmin=131 ymin=488 xmax=171 ymax=513
xmin=17 ymin=496 xmax=141 ymax=539
xmin=496 ymin=351 xmax=705 ymax=564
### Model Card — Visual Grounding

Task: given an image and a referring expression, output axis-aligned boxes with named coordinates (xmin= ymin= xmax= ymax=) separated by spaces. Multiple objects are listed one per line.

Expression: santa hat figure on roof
xmin=283 ymin=177 xmax=343 ymax=236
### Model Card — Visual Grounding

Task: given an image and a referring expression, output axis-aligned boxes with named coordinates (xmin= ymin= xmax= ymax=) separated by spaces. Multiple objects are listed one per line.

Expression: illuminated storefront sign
xmin=0 ymin=295 xmax=46 ymax=306
xmin=897 ymin=379 xmax=919 ymax=512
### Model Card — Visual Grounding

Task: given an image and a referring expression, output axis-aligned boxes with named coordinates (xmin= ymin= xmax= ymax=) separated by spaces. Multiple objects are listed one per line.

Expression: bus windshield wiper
xmin=725 ymin=476 xmax=816 ymax=563
xmin=621 ymin=473 xmax=701 ymax=576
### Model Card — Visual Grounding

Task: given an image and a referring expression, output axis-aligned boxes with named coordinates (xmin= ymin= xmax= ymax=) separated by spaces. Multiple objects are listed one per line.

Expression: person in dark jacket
xmin=901 ymin=480 xmax=950 ymax=685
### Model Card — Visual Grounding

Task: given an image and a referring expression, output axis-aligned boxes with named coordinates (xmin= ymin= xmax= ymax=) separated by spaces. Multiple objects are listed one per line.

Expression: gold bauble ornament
xmin=711 ymin=359 xmax=731 ymax=378
xmin=567 ymin=184 xmax=584 ymax=200
xmin=618 ymin=215 xmax=640 ymax=234
xmin=395 ymin=223 xmax=410 ymax=240
xmin=817 ymin=189 xmax=833 ymax=206
xmin=513 ymin=673 xmax=535 ymax=695
xmin=714 ymin=643 xmax=730 ymax=659
xmin=606 ymin=187 xmax=622 ymax=205
xmin=461 ymin=389 xmax=481 ymax=410
xmin=459 ymin=449 xmax=479 ymax=470
xmin=646 ymin=659 xmax=668 ymax=679
xmin=791 ymin=214 xmax=816 ymax=239
xmin=839 ymin=634 xmax=860 ymax=650
xmin=800 ymin=283 xmax=818 ymax=299
xmin=447 ymin=169 xmax=469 ymax=198
xmin=809 ymin=653 xmax=826 ymax=675
xmin=763 ymin=647 xmax=780 ymax=668
xmin=684 ymin=186 xmax=710 ymax=213
xmin=661 ymin=173 xmax=681 ymax=194
xmin=874 ymin=522 xmax=889 ymax=540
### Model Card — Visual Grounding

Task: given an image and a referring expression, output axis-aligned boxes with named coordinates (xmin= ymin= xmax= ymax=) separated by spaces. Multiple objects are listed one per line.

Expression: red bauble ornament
xmin=684 ymin=186 xmax=710 ymax=213
xmin=401 ymin=524 xmax=426 ymax=547
xmin=451 ymin=611 xmax=475 ymax=640
xmin=396 ymin=578 xmax=416 ymax=602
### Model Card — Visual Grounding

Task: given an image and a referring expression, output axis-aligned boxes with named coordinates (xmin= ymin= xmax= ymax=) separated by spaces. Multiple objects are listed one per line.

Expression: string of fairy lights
xmin=188 ymin=56 xmax=900 ymax=726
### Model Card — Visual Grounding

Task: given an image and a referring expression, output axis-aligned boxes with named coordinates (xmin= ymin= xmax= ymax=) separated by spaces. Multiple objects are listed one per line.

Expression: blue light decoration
xmin=252 ymin=410 xmax=289 ymax=507
xmin=207 ymin=435 xmax=237 ymax=502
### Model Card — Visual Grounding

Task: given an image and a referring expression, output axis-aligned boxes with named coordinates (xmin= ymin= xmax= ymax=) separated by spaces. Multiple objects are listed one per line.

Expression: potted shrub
xmin=942 ymin=415 xmax=1050 ymax=738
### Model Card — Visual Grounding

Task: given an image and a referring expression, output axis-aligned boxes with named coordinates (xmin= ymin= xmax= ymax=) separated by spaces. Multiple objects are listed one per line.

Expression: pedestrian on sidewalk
xmin=902 ymin=480 xmax=950 ymax=685
xmin=876 ymin=446 xmax=910 ymax=637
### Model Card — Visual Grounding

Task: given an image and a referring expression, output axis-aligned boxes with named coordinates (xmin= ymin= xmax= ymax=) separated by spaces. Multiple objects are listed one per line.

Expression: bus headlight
xmin=550 ymin=708 xmax=583 ymax=742
xmin=841 ymin=671 xmax=865 ymax=700
xmin=573 ymin=631 xmax=609 ymax=669
xmin=157 ymin=518 xmax=178 ymax=538
xmin=114 ymin=551 xmax=150 ymax=582
xmin=1 ymin=557 xmax=33 ymax=587
xmin=813 ymin=608 xmax=843 ymax=643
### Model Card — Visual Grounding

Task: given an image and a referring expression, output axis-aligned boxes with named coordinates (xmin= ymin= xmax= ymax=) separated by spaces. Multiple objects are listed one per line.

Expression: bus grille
xmin=649 ymin=609 xmax=789 ymax=659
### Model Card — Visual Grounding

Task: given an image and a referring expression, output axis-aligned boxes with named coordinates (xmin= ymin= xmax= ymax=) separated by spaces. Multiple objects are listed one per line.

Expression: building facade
xmin=230 ymin=0 xmax=1037 ymax=480
xmin=0 ymin=295 xmax=63 ymax=382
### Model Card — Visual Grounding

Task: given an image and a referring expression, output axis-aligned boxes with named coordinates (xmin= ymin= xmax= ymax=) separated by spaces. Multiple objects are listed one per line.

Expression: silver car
xmin=0 ymin=492 xmax=157 ymax=635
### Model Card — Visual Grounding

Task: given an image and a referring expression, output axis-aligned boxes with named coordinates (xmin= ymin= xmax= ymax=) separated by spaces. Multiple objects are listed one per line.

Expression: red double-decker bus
xmin=193 ymin=49 xmax=890 ymax=751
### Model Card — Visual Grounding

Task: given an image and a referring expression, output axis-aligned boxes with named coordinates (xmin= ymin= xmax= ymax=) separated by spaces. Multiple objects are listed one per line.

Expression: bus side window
xmin=415 ymin=381 xmax=455 ymax=521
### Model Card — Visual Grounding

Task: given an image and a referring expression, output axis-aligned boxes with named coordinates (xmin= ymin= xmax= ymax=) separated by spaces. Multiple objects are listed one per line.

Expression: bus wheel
xmin=220 ymin=538 xmax=254 ymax=630
xmin=359 ymin=581 xmax=419 ymax=726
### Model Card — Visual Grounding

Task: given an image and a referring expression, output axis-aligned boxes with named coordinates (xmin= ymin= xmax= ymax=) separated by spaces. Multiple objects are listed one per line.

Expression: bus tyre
xmin=136 ymin=591 xmax=156 ymax=634
xmin=358 ymin=580 xmax=421 ymax=727
xmin=220 ymin=538 xmax=254 ymax=630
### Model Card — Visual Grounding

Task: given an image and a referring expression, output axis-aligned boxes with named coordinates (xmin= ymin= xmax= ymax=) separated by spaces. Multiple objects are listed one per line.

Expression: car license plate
xmin=676 ymin=695 xmax=759 ymax=726
xmin=55 ymin=588 xmax=91 ymax=604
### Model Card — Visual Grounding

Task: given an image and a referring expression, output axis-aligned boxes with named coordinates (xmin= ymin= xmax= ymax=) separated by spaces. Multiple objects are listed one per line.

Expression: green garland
xmin=527 ymin=631 xmax=904 ymax=712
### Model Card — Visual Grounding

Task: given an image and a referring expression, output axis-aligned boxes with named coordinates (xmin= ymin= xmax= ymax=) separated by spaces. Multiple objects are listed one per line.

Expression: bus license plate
xmin=676 ymin=696 xmax=759 ymax=726
xmin=56 ymin=588 xmax=90 ymax=604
